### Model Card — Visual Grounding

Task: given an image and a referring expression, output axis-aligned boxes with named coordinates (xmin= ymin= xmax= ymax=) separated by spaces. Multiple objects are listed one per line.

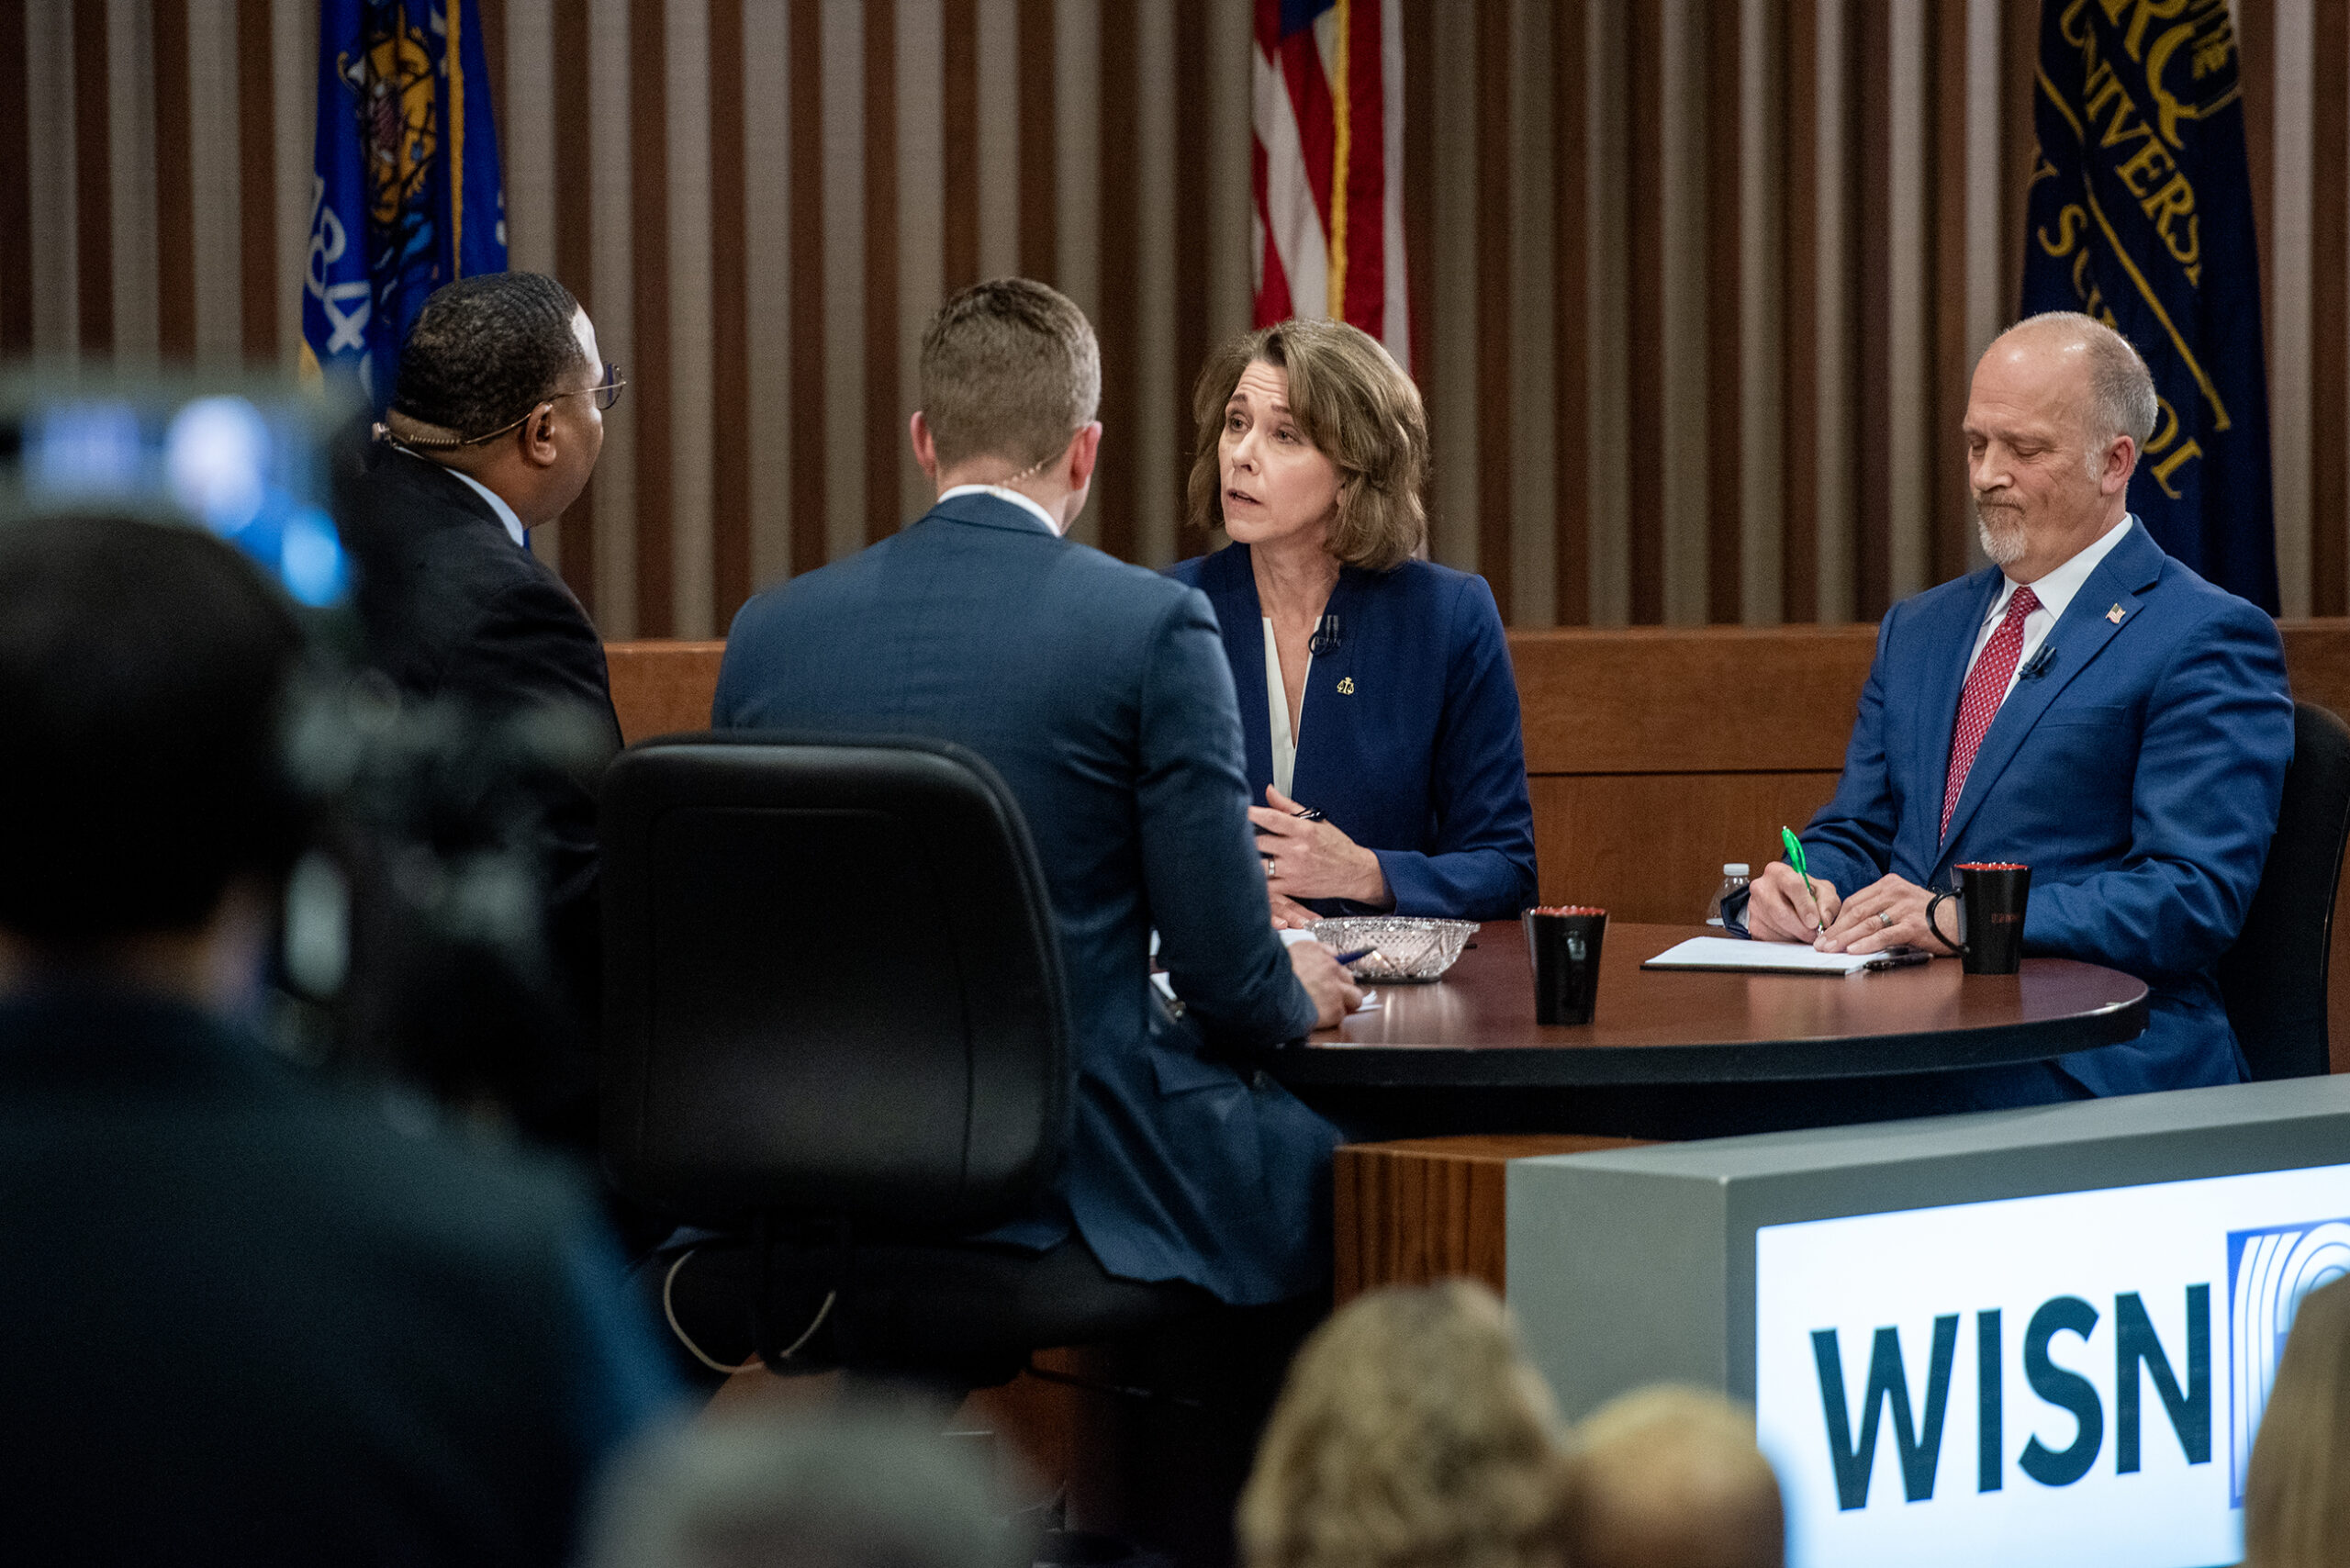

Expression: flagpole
xmin=1327 ymin=0 xmax=1351 ymax=320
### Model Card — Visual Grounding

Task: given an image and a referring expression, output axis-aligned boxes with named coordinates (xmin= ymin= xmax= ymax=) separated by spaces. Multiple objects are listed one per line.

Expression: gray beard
xmin=1975 ymin=506 xmax=2027 ymax=566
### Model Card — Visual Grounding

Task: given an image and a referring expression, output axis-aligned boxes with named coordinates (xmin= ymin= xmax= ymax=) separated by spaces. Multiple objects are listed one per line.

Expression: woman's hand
xmin=1269 ymin=892 xmax=1322 ymax=930
xmin=1251 ymin=785 xmax=1392 ymax=908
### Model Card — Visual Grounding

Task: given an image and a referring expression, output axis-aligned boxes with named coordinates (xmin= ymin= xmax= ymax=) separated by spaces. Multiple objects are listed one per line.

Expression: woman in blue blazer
xmin=1167 ymin=320 xmax=1538 ymax=924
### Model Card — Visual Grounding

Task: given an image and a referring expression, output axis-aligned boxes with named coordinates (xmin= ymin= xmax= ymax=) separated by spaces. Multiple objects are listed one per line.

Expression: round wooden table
xmin=1270 ymin=921 xmax=2150 ymax=1090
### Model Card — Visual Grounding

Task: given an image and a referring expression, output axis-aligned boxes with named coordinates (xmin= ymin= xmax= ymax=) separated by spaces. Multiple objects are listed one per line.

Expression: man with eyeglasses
xmin=338 ymin=270 xmax=626 ymax=1154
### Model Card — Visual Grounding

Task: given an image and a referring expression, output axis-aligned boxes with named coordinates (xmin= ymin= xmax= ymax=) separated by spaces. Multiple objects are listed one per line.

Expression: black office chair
xmin=2218 ymin=700 xmax=2350 ymax=1081
xmin=600 ymin=732 xmax=1198 ymax=1387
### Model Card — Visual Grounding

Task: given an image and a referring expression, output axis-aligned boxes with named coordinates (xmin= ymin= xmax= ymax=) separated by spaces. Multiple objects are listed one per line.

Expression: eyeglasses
xmin=492 ymin=361 xmax=626 ymax=426
xmin=393 ymin=363 xmax=629 ymax=450
xmin=576 ymin=362 xmax=627 ymax=413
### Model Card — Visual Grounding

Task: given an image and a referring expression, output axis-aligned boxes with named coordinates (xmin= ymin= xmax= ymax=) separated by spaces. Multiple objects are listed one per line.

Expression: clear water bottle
xmin=1706 ymin=863 xmax=1751 ymax=926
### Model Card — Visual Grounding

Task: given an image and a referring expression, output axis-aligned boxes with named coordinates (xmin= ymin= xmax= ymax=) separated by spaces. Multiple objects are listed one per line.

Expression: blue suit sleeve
xmin=1139 ymin=590 xmax=1320 ymax=1048
xmin=1797 ymin=610 xmax=1902 ymax=900
xmin=2023 ymin=599 xmax=2292 ymax=979
xmin=1372 ymin=575 xmax=1539 ymax=920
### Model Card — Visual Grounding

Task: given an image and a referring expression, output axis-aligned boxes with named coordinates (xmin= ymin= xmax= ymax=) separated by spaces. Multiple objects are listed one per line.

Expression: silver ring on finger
xmin=1878 ymin=910 xmax=1894 ymax=929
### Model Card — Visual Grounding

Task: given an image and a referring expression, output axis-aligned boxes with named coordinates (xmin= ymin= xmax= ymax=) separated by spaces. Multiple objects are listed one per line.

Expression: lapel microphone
xmin=2019 ymin=644 xmax=2058 ymax=681
xmin=1309 ymin=614 xmax=1343 ymax=656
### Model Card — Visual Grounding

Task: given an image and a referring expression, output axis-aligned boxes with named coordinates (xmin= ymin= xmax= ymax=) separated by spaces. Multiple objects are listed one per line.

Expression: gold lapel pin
xmin=2107 ymin=603 xmax=2126 ymax=624
xmin=1337 ymin=677 xmax=1357 ymax=695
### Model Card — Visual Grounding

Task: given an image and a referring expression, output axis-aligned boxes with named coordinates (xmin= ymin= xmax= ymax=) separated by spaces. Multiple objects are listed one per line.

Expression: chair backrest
xmin=599 ymin=733 xmax=1069 ymax=1231
xmin=2219 ymin=700 xmax=2350 ymax=1081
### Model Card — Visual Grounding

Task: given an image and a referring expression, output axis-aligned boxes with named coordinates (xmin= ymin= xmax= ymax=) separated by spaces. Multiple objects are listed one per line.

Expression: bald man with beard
xmin=1747 ymin=311 xmax=2292 ymax=1111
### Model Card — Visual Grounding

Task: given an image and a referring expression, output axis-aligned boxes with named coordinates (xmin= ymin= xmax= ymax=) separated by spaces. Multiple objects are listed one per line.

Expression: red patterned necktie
xmin=1940 ymin=584 xmax=2042 ymax=841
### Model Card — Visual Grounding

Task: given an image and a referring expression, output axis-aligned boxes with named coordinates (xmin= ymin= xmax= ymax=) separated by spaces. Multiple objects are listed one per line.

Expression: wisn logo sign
xmin=1808 ymin=1285 xmax=2209 ymax=1512
xmin=1754 ymin=1165 xmax=2350 ymax=1568
xmin=2225 ymin=1218 xmax=2350 ymax=1504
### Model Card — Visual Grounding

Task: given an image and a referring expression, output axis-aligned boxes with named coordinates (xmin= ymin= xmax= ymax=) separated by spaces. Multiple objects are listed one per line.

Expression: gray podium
xmin=1507 ymin=1077 xmax=2350 ymax=1568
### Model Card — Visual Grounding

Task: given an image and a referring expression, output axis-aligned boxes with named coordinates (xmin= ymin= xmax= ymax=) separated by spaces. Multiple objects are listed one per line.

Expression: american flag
xmin=1252 ymin=0 xmax=1411 ymax=375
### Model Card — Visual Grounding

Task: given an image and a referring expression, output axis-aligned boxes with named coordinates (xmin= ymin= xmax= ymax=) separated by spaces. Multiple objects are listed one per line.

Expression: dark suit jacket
xmin=1168 ymin=545 xmax=1539 ymax=920
xmin=1798 ymin=520 xmax=2294 ymax=1099
xmin=339 ymin=445 xmax=623 ymax=1131
xmin=0 ymin=985 xmax=677 ymax=1565
xmin=714 ymin=493 xmax=1336 ymax=1306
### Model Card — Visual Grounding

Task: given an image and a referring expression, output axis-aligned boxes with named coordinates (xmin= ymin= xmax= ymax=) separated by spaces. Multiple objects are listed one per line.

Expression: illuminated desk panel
xmin=1507 ymin=1077 xmax=2350 ymax=1568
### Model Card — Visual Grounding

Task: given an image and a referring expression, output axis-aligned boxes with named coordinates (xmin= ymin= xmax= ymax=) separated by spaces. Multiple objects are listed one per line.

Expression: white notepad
xmin=1641 ymin=936 xmax=1886 ymax=976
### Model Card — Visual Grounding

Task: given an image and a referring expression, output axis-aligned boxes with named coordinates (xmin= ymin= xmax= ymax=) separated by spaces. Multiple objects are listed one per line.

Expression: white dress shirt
xmin=1963 ymin=516 xmax=2135 ymax=704
xmin=1261 ymin=619 xmax=1307 ymax=798
xmin=448 ymin=467 xmax=529 ymax=550
xmin=937 ymin=483 xmax=1061 ymax=535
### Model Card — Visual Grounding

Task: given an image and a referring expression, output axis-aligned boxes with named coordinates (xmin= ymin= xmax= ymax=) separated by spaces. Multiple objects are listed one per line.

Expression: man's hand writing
xmin=1748 ymin=860 xmax=1841 ymax=943
xmin=1289 ymin=940 xmax=1364 ymax=1029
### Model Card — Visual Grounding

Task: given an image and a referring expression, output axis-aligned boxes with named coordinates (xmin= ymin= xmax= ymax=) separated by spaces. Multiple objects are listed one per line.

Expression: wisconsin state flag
xmin=302 ymin=0 xmax=509 ymax=410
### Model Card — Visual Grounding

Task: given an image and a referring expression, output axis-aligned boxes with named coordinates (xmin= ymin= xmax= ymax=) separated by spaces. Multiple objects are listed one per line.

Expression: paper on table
xmin=1641 ymin=936 xmax=1880 ymax=976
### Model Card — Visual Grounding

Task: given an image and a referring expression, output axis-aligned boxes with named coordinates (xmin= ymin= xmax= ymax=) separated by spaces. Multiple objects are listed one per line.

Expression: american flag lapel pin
xmin=2107 ymin=603 xmax=2126 ymax=624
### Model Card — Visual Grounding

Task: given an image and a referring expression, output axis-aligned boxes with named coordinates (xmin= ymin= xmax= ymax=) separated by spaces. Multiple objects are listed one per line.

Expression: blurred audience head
xmin=1187 ymin=317 xmax=1428 ymax=573
xmin=584 ymin=1408 xmax=1025 ymax=1568
xmin=0 ymin=513 xmax=302 ymax=980
xmin=2244 ymin=1274 xmax=2350 ymax=1567
xmin=386 ymin=270 xmax=608 ymax=526
xmin=912 ymin=278 xmax=1102 ymax=532
xmin=1558 ymin=1384 xmax=1783 ymax=1568
xmin=1237 ymin=1280 xmax=1569 ymax=1568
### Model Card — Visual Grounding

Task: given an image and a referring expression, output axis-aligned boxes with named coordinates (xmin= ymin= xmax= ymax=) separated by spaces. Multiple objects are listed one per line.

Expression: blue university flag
xmin=2021 ymin=0 xmax=2277 ymax=612
xmin=302 ymin=0 xmax=508 ymax=412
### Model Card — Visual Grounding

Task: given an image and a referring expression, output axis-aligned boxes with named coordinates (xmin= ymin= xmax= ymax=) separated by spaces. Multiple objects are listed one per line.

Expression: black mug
xmin=1927 ymin=862 xmax=2031 ymax=975
xmin=1525 ymin=906 xmax=1607 ymax=1025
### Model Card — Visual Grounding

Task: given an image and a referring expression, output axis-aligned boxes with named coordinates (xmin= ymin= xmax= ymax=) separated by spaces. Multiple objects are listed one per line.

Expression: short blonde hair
xmin=1187 ymin=319 xmax=1429 ymax=573
xmin=2245 ymin=1275 xmax=2350 ymax=1567
xmin=1237 ymin=1282 xmax=1568 ymax=1568
xmin=919 ymin=278 xmax=1101 ymax=472
xmin=1559 ymin=1385 xmax=1785 ymax=1568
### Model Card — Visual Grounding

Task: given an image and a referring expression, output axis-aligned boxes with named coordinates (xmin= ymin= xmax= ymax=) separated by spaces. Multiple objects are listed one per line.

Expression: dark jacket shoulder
xmin=341 ymin=444 xmax=616 ymax=728
xmin=749 ymin=494 xmax=1206 ymax=655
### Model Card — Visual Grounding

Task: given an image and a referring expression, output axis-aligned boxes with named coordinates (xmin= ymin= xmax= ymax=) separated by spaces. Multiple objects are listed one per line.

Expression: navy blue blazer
xmin=1166 ymin=545 xmax=1539 ymax=921
xmin=1797 ymin=520 xmax=2293 ymax=1100
xmin=714 ymin=494 xmax=1337 ymax=1306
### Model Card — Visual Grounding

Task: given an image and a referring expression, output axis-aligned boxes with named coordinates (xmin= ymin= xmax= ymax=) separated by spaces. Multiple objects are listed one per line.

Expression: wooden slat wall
xmin=609 ymin=622 xmax=2350 ymax=1071
xmin=6 ymin=1 xmax=2345 ymax=636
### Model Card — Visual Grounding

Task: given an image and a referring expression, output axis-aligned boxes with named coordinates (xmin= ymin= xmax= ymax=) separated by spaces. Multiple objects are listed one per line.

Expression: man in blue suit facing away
xmin=714 ymin=279 xmax=1360 ymax=1311
xmin=1749 ymin=311 xmax=2293 ymax=1107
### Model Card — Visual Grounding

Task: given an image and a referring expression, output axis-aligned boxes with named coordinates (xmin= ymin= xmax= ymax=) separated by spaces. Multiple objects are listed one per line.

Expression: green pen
xmin=1781 ymin=826 xmax=1828 ymax=935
